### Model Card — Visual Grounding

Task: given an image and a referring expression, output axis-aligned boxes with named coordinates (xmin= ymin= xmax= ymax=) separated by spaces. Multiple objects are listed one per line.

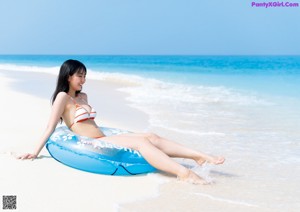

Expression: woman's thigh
xmin=98 ymin=134 xmax=148 ymax=150
xmin=114 ymin=132 xmax=153 ymax=137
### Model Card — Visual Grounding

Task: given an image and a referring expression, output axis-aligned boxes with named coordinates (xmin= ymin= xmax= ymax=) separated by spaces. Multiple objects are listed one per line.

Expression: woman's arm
xmin=17 ymin=92 xmax=69 ymax=160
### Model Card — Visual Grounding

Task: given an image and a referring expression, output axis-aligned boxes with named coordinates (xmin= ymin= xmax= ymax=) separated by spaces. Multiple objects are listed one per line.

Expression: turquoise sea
xmin=1 ymin=55 xmax=300 ymax=96
xmin=1 ymin=55 xmax=300 ymax=210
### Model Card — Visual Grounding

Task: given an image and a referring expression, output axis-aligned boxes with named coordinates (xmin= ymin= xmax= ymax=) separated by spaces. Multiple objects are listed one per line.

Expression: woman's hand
xmin=16 ymin=153 xmax=37 ymax=160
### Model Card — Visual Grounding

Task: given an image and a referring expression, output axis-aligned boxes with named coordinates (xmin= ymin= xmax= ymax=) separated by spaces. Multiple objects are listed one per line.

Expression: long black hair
xmin=51 ymin=59 xmax=87 ymax=104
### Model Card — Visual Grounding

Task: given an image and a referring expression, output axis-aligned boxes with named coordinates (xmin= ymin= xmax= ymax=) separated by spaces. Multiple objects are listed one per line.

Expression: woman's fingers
xmin=16 ymin=153 xmax=36 ymax=160
xmin=16 ymin=154 xmax=27 ymax=159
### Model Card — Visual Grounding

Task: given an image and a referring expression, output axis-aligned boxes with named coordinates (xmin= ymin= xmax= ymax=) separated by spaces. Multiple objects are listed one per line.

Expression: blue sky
xmin=0 ymin=0 xmax=299 ymax=55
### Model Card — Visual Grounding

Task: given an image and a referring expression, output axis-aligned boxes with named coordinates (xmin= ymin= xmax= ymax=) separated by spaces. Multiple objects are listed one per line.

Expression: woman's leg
xmin=99 ymin=135 xmax=208 ymax=184
xmin=119 ymin=132 xmax=225 ymax=165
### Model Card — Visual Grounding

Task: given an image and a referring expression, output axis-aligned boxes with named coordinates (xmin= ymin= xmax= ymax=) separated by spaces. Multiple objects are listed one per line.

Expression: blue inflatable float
xmin=46 ymin=126 xmax=156 ymax=175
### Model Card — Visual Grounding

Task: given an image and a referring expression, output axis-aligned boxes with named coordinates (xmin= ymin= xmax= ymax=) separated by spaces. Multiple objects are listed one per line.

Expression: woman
xmin=18 ymin=59 xmax=225 ymax=185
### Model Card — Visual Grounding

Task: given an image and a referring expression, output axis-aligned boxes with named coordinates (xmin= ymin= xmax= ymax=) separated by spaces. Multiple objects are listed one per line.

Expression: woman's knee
xmin=136 ymin=137 xmax=152 ymax=151
xmin=144 ymin=133 xmax=160 ymax=144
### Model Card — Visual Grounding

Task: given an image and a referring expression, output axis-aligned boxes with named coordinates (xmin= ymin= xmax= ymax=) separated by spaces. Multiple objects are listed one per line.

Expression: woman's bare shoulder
xmin=54 ymin=92 xmax=70 ymax=103
xmin=56 ymin=91 xmax=69 ymax=99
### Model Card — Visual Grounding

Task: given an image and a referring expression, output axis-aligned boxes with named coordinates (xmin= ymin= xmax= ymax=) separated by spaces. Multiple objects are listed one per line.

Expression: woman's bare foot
xmin=196 ymin=155 xmax=225 ymax=166
xmin=178 ymin=169 xmax=209 ymax=185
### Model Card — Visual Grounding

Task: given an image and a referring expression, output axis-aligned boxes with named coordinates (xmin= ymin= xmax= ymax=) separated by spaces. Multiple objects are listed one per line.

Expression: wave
xmin=0 ymin=63 xmax=147 ymax=86
xmin=0 ymin=63 xmax=59 ymax=75
xmin=0 ymin=62 xmax=272 ymax=136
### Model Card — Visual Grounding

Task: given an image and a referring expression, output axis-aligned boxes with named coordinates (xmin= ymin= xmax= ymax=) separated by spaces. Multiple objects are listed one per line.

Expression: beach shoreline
xmin=1 ymin=62 xmax=299 ymax=212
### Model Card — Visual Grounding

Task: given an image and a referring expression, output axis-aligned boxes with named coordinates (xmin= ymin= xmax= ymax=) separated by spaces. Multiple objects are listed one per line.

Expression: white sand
xmin=0 ymin=70 xmax=164 ymax=212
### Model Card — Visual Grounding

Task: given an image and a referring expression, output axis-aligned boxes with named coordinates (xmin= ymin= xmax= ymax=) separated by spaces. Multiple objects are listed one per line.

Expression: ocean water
xmin=1 ymin=55 xmax=300 ymax=211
